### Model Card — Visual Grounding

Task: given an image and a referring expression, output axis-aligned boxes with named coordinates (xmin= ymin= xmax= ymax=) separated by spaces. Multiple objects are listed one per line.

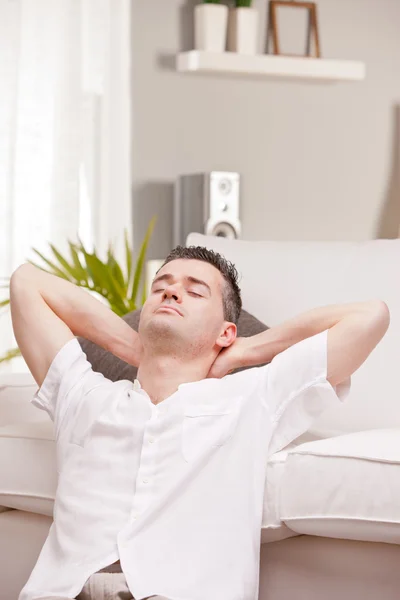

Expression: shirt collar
xmin=133 ymin=378 xmax=196 ymax=393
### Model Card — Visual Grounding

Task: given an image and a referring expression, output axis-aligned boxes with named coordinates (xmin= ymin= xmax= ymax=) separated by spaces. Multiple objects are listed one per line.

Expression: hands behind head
xmin=132 ymin=332 xmax=250 ymax=380
xmin=206 ymin=337 xmax=249 ymax=379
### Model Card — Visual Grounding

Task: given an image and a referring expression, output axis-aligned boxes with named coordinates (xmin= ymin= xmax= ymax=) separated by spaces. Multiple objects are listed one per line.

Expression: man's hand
xmin=207 ymin=337 xmax=251 ymax=379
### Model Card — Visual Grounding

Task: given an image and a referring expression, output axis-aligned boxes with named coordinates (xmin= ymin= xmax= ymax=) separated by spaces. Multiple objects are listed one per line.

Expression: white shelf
xmin=176 ymin=51 xmax=366 ymax=83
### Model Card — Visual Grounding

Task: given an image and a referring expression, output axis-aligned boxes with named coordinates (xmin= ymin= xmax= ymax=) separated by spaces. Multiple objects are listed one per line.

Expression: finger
xmin=208 ymin=369 xmax=220 ymax=379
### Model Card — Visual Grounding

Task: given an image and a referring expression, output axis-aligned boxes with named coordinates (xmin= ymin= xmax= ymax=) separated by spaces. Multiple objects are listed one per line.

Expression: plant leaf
xmin=84 ymin=253 xmax=110 ymax=293
xmin=131 ymin=216 xmax=157 ymax=305
xmin=107 ymin=252 xmax=126 ymax=292
xmin=104 ymin=272 xmax=128 ymax=314
xmin=30 ymin=249 xmax=70 ymax=280
xmin=27 ymin=260 xmax=51 ymax=273
xmin=76 ymin=237 xmax=127 ymax=312
xmin=1 ymin=223 xmax=156 ymax=360
xmin=108 ymin=302 xmax=126 ymax=317
xmin=125 ymin=229 xmax=133 ymax=292
xmin=49 ymin=244 xmax=81 ymax=283
xmin=76 ymin=240 xmax=108 ymax=293
xmin=0 ymin=347 xmax=21 ymax=363
xmin=141 ymin=273 xmax=147 ymax=306
xmin=76 ymin=245 xmax=97 ymax=288
xmin=84 ymin=249 xmax=126 ymax=314
xmin=68 ymin=242 xmax=89 ymax=285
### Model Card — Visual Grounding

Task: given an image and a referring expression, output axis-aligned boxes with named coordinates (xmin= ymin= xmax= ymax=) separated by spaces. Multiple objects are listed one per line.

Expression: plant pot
xmin=194 ymin=4 xmax=229 ymax=52
xmin=227 ymin=7 xmax=259 ymax=55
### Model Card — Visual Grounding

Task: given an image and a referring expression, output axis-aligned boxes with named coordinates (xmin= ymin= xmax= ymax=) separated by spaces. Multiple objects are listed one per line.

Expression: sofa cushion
xmin=261 ymin=444 xmax=299 ymax=544
xmin=0 ymin=420 xmax=57 ymax=516
xmin=280 ymin=429 xmax=400 ymax=544
xmin=187 ymin=233 xmax=400 ymax=436
xmin=78 ymin=308 xmax=270 ymax=381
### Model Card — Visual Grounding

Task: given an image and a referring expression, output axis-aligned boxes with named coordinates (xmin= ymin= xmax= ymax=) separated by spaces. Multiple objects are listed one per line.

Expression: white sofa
xmin=1 ymin=234 xmax=400 ymax=600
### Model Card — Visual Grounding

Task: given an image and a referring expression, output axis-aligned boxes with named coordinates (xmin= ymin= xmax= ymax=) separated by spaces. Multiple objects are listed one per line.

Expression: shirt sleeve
xmin=260 ymin=329 xmax=351 ymax=455
xmin=31 ymin=338 xmax=110 ymax=438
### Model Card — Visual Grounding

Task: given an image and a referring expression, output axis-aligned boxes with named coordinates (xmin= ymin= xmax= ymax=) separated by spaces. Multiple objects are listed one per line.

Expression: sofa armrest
xmin=0 ymin=372 xmax=45 ymax=427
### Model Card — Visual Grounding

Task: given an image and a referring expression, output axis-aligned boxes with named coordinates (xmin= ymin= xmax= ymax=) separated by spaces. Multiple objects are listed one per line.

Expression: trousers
xmin=41 ymin=560 xmax=170 ymax=600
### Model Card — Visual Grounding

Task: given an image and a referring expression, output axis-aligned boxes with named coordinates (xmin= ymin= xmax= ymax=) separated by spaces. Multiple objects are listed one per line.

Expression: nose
xmin=162 ymin=283 xmax=182 ymax=303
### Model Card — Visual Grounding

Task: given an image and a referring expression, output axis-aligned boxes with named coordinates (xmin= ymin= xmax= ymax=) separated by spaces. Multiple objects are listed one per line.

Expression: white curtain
xmin=0 ymin=0 xmax=132 ymax=372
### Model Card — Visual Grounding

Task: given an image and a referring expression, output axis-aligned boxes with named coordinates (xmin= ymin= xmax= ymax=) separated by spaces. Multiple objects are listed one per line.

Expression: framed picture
xmin=267 ymin=1 xmax=321 ymax=58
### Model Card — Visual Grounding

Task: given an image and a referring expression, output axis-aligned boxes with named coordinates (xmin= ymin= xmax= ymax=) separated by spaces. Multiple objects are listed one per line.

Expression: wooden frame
xmin=268 ymin=1 xmax=321 ymax=58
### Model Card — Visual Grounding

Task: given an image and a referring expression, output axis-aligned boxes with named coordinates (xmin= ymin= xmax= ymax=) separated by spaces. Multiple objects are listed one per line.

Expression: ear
xmin=215 ymin=322 xmax=237 ymax=349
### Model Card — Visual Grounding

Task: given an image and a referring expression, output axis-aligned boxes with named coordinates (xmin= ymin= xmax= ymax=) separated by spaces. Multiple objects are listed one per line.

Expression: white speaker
xmin=173 ymin=172 xmax=241 ymax=247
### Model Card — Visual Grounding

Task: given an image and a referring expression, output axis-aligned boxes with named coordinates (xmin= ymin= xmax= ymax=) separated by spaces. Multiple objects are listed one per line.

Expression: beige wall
xmin=132 ymin=0 xmax=400 ymax=258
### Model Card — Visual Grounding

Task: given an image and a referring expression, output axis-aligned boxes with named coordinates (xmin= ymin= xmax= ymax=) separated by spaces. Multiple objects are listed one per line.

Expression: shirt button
xmin=148 ymin=437 xmax=155 ymax=444
xmin=142 ymin=478 xmax=149 ymax=484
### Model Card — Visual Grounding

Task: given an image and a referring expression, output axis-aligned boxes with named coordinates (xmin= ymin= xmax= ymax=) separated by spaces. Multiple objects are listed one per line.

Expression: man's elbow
xmin=11 ymin=263 xmax=37 ymax=281
xmin=10 ymin=264 xmax=37 ymax=295
xmin=366 ymin=299 xmax=390 ymax=338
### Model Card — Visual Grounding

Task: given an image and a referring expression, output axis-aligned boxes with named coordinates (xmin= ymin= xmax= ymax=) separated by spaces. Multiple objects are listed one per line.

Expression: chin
xmin=145 ymin=318 xmax=179 ymax=339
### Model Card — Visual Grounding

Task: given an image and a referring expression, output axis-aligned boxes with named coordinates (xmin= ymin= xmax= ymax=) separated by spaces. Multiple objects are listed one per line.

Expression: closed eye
xmin=153 ymin=288 xmax=202 ymax=297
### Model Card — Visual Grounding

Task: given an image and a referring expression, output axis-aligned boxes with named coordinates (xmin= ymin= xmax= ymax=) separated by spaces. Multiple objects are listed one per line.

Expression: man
xmin=11 ymin=245 xmax=389 ymax=600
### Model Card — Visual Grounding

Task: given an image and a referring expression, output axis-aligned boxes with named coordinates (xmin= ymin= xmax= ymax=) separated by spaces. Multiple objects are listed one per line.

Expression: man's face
xmin=139 ymin=259 xmax=229 ymax=356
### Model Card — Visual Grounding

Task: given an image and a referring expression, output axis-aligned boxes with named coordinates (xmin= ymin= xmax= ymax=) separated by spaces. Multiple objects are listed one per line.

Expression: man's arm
xmin=240 ymin=300 xmax=390 ymax=387
xmin=10 ymin=263 xmax=142 ymax=387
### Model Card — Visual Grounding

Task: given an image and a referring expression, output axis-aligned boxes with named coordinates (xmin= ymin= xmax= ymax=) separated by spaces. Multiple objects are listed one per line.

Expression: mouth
xmin=156 ymin=305 xmax=183 ymax=316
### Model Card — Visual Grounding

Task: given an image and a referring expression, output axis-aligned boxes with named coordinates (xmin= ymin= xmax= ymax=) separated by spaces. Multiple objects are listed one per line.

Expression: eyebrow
xmin=151 ymin=273 xmax=212 ymax=295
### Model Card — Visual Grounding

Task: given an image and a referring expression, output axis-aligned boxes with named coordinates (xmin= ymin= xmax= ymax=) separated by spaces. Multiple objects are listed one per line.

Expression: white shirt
xmin=19 ymin=329 xmax=350 ymax=600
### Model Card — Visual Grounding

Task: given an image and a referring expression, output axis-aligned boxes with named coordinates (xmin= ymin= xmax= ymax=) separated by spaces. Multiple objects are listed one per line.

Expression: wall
xmin=131 ymin=0 xmax=400 ymax=259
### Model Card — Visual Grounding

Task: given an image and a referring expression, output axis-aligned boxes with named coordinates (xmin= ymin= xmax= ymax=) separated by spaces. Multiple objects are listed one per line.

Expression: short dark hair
xmin=160 ymin=245 xmax=242 ymax=324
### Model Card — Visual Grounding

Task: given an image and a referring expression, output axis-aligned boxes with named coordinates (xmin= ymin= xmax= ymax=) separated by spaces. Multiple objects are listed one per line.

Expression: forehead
xmin=157 ymin=259 xmax=223 ymax=290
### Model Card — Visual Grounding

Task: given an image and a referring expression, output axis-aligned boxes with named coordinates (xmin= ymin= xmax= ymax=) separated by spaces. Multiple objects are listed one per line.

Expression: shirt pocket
xmin=181 ymin=401 xmax=241 ymax=463
xmin=67 ymin=391 xmax=116 ymax=447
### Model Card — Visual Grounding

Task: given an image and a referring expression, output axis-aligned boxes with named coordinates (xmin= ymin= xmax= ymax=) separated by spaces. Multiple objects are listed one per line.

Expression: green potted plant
xmin=227 ymin=0 xmax=259 ymax=55
xmin=0 ymin=217 xmax=156 ymax=364
xmin=195 ymin=0 xmax=229 ymax=53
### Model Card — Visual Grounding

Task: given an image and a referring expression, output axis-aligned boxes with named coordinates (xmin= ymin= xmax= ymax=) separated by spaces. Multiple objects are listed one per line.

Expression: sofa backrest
xmin=187 ymin=234 xmax=400 ymax=436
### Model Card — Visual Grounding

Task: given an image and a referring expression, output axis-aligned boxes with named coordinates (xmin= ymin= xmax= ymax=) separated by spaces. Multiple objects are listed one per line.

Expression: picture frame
xmin=267 ymin=1 xmax=321 ymax=58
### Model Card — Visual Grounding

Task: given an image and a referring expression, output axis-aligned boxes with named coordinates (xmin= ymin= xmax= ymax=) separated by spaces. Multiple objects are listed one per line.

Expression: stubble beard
xmin=143 ymin=317 xmax=210 ymax=360
xmin=143 ymin=318 xmax=185 ymax=356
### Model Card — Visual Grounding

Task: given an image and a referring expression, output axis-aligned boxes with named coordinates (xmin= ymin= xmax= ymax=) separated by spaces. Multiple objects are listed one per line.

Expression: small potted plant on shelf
xmin=194 ymin=0 xmax=229 ymax=53
xmin=227 ymin=0 xmax=259 ymax=55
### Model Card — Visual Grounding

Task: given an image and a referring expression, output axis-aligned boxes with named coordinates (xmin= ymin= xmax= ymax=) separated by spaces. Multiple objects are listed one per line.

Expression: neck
xmin=136 ymin=350 xmax=213 ymax=405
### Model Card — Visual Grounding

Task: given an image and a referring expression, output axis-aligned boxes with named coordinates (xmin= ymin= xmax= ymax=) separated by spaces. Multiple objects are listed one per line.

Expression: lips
xmin=157 ymin=305 xmax=183 ymax=316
